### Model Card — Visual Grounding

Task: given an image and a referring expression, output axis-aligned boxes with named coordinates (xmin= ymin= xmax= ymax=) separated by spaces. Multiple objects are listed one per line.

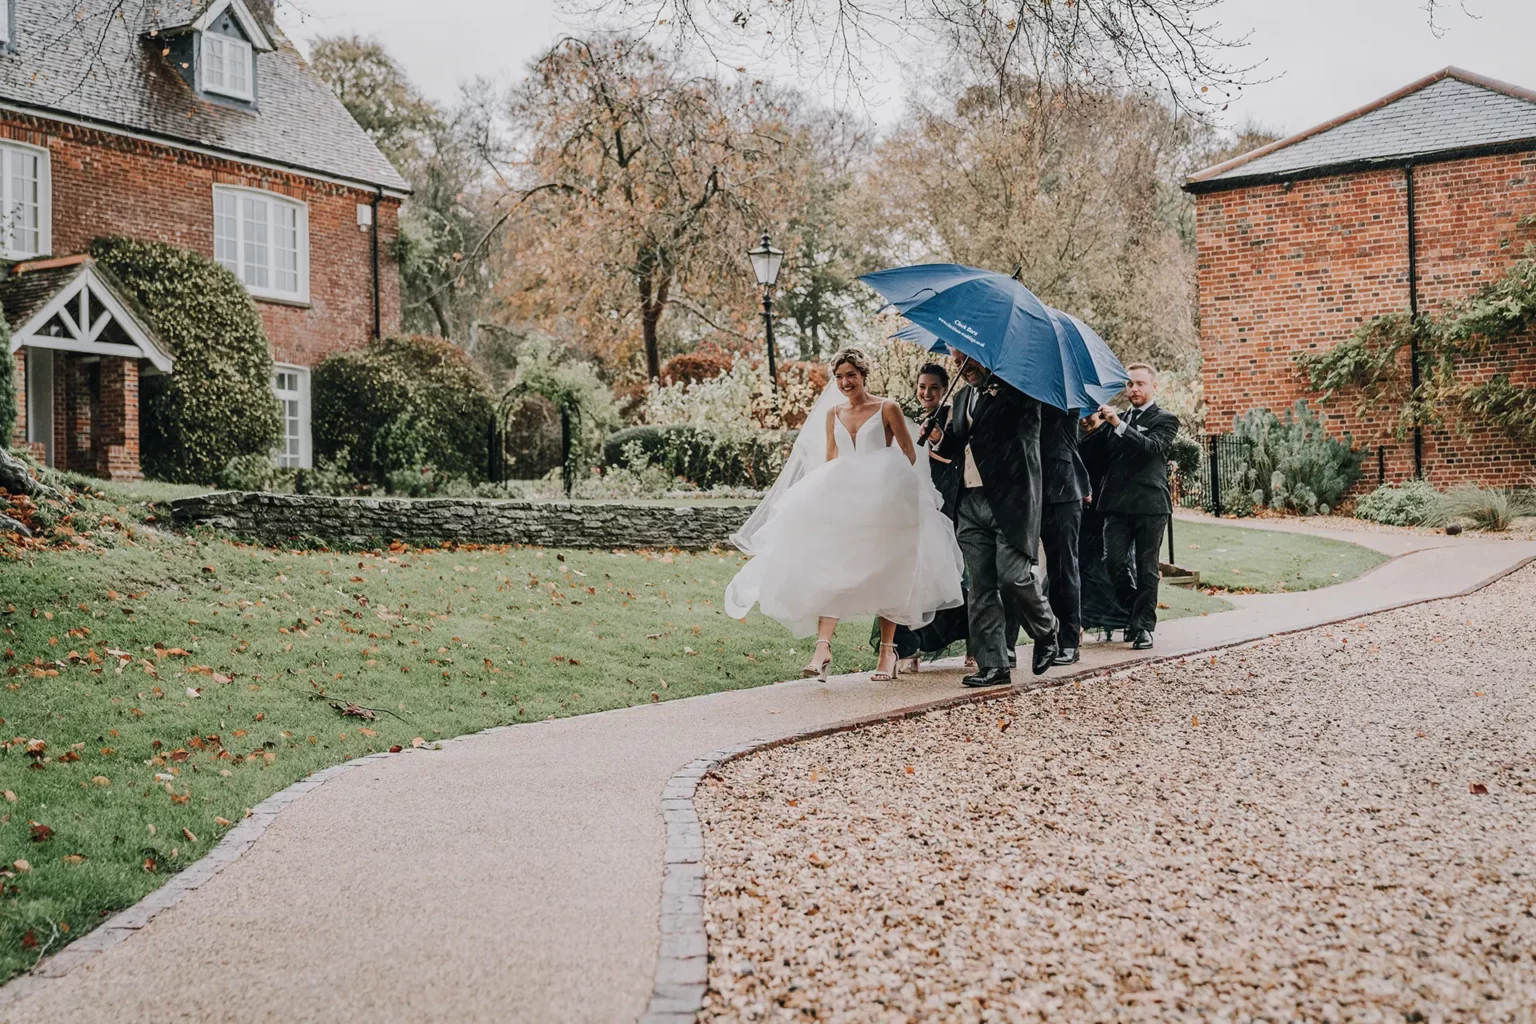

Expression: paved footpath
xmin=2 ymin=525 xmax=1533 ymax=1024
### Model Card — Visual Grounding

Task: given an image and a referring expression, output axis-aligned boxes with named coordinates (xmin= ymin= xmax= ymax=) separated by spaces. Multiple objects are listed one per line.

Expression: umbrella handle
xmin=917 ymin=375 xmax=963 ymax=445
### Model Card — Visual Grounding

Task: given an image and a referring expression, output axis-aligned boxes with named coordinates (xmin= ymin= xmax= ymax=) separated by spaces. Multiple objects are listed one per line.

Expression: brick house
xmin=2 ymin=0 xmax=408 ymax=480
xmin=1185 ymin=67 xmax=1536 ymax=488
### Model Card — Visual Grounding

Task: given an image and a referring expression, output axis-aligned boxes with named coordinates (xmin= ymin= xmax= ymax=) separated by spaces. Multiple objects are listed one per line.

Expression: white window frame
xmin=212 ymin=184 xmax=309 ymax=304
xmin=0 ymin=140 xmax=51 ymax=261
xmin=272 ymin=364 xmax=311 ymax=469
xmin=201 ymin=31 xmax=254 ymax=102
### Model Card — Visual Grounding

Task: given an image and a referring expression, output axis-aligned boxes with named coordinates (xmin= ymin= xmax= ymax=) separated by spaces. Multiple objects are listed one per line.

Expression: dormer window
xmin=202 ymin=32 xmax=253 ymax=101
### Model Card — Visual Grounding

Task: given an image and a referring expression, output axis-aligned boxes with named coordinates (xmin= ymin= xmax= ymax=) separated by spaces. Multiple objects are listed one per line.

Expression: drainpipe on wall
xmin=1404 ymin=163 xmax=1423 ymax=479
xmin=371 ymin=189 xmax=382 ymax=340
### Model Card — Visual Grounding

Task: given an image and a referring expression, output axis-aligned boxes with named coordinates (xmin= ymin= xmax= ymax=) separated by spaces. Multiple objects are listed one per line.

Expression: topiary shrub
xmin=90 ymin=236 xmax=281 ymax=483
xmin=1230 ymin=401 xmax=1364 ymax=516
xmin=312 ymin=335 xmax=495 ymax=488
xmin=1354 ymin=480 xmax=1443 ymax=527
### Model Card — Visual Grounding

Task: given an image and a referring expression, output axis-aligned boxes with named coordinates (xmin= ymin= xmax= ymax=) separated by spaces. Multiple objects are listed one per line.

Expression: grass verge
xmin=1172 ymin=519 xmax=1387 ymax=593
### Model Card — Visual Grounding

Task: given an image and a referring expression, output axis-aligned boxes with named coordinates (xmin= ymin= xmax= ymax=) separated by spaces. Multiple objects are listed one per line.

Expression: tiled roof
xmin=1188 ymin=68 xmax=1536 ymax=191
xmin=0 ymin=256 xmax=168 ymax=357
xmin=0 ymin=0 xmax=409 ymax=193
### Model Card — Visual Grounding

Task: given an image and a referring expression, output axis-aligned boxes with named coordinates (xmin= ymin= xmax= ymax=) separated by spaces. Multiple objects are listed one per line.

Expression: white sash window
xmin=0 ymin=142 xmax=49 ymax=260
xmin=202 ymin=33 xmax=253 ymax=101
xmin=213 ymin=186 xmax=309 ymax=303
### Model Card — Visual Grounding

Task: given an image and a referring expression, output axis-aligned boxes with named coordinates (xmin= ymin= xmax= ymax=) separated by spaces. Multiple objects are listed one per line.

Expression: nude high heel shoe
xmin=802 ymin=638 xmax=832 ymax=681
xmin=871 ymin=642 xmax=900 ymax=681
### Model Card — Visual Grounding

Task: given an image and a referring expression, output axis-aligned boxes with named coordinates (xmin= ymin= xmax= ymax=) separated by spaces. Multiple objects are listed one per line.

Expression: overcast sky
xmin=278 ymin=0 xmax=1536 ymax=138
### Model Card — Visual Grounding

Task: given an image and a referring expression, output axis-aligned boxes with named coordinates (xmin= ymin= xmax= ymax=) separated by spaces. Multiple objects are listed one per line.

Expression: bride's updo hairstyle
xmin=830 ymin=347 xmax=872 ymax=381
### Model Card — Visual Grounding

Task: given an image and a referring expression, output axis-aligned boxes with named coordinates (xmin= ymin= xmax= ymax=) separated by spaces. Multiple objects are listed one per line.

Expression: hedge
xmin=312 ymin=334 xmax=495 ymax=487
xmin=603 ymin=425 xmax=795 ymax=490
xmin=90 ymin=237 xmax=281 ymax=483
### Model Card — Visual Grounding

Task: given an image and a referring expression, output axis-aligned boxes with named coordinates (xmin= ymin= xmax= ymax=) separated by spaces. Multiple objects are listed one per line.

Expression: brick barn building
xmin=3 ymin=0 xmax=408 ymax=480
xmin=1185 ymin=67 xmax=1536 ymax=487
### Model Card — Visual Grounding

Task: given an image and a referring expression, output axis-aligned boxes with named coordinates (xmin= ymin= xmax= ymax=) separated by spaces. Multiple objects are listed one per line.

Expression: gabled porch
xmin=4 ymin=255 xmax=172 ymax=481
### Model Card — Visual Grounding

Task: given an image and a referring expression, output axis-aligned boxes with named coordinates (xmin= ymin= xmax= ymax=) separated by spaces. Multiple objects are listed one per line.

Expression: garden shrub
xmin=219 ymin=452 xmax=296 ymax=493
xmin=90 ymin=236 xmax=281 ymax=483
xmin=496 ymin=334 xmax=620 ymax=478
xmin=1 ymin=308 xmax=14 ymax=448
xmin=313 ymin=334 xmax=495 ymax=488
xmin=1354 ymin=480 xmax=1443 ymax=527
xmin=603 ymin=424 xmax=794 ymax=490
xmin=1230 ymin=401 xmax=1363 ymax=515
xmin=661 ymin=351 xmax=733 ymax=386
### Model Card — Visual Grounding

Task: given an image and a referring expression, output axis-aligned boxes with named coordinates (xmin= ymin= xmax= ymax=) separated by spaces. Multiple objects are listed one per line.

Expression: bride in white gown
xmin=725 ymin=348 xmax=965 ymax=682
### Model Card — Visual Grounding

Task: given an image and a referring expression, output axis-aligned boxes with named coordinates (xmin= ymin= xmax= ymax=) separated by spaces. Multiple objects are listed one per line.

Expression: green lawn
xmin=1171 ymin=518 xmax=1387 ymax=593
xmin=0 ymin=510 xmax=1376 ymax=981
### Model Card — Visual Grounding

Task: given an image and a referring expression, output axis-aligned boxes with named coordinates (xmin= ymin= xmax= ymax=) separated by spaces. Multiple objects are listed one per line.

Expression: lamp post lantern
xmin=747 ymin=232 xmax=785 ymax=394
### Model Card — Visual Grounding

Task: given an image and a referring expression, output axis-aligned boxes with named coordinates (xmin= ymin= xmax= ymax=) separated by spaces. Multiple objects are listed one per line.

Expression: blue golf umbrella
xmin=1050 ymin=309 xmax=1128 ymax=410
xmin=862 ymin=263 xmax=1122 ymax=411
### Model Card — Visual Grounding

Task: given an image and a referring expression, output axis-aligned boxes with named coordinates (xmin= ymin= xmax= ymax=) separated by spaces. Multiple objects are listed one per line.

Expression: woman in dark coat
xmin=1077 ymin=411 xmax=1132 ymax=640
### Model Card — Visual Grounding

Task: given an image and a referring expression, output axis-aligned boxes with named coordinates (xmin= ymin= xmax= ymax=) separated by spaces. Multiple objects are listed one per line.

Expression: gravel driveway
xmin=696 ymin=565 xmax=1536 ymax=1022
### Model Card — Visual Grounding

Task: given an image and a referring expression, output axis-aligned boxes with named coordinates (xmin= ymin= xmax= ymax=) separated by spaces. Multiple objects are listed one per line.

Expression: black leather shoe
xmin=961 ymin=666 xmax=1013 ymax=688
xmin=1052 ymin=646 xmax=1080 ymax=666
xmin=1031 ymin=638 xmax=1059 ymax=675
xmin=1129 ymin=629 xmax=1154 ymax=651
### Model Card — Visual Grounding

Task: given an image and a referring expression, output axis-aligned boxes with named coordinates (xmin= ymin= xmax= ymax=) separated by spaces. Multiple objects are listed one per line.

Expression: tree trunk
xmin=639 ymin=270 xmax=664 ymax=381
xmin=0 ymin=446 xmax=55 ymax=499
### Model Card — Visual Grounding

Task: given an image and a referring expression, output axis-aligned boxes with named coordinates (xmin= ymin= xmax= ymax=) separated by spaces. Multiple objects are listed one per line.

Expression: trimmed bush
xmin=1436 ymin=485 xmax=1536 ymax=532
xmin=1230 ymin=401 xmax=1363 ymax=516
xmin=312 ymin=335 xmax=495 ymax=487
xmin=1354 ymin=480 xmax=1442 ymax=527
xmin=90 ymin=236 xmax=281 ymax=483
xmin=603 ymin=425 xmax=794 ymax=490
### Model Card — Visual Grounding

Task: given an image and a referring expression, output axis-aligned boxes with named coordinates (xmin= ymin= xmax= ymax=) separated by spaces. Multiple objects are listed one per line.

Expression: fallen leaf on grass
xmin=186 ymin=688 xmax=201 ymax=698
xmin=2 ymin=790 xmax=14 ymax=802
xmin=388 ymin=745 xmax=402 ymax=753
xmin=182 ymin=827 xmax=197 ymax=843
xmin=91 ymin=776 xmax=110 ymax=787
xmin=29 ymin=822 xmax=53 ymax=842
xmin=12 ymin=859 xmax=30 ymax=872
xmin=61 ymin=854 xmax=85 ymax=864
xmin=20 ymin=930 xmax=36 ymax=949
xmin=214 ymin=817 xmax=232 ymax=827
xmin=410 ymin=737 xmax=425 ymax=748
xmin=357 ymin=727 xmax=378 ymax=738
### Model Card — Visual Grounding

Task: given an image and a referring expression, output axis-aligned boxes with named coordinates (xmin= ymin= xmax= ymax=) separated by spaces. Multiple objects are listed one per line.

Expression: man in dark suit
xmin=1095 ymin=362 xmax=1179 ymax=650
xmin=1039 ymin=403 xmax=1090 ymax=665
xmin=937 ymin=354 xmax=1058 ymax=687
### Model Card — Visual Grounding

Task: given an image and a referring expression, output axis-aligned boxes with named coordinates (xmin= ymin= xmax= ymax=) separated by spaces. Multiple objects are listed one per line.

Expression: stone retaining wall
xmin=169 ymin=492 xmax=755 ymax=550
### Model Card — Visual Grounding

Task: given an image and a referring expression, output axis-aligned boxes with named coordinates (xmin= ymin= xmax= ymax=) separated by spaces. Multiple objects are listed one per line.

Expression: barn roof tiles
xmin=1187 ymin=68 xmax=1536 ymax=192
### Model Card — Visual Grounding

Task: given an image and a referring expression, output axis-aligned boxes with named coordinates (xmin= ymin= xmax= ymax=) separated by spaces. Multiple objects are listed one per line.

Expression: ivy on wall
xmin=90 ymin=236 xmax=281 ymax=483
xmin=1299 ymin=241 xmax=1536 ymax=446
xmin=0 ymin=300 xmax=14 ymax=446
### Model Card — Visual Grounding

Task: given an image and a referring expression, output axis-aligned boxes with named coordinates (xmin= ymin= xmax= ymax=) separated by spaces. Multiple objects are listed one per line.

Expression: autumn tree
xmin=498 ymin=36 xmax=804 ymax=379
xmin=870 ymin=76 xmax=1207 ymax=375
xmin=310 ymin=36 xmax=503 ymax=342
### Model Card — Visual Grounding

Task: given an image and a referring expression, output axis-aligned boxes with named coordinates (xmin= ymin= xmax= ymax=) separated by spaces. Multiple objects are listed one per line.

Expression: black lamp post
xmin=747 ymin=232 xmax=785 ymax=393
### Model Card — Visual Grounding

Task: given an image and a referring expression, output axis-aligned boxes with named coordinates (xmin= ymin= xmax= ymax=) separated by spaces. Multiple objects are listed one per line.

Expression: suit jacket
xmin=1093 ymin=402 xmax=1179 ymax=516
xmin=938 ymin=378 xmax=1045 ymax=557
xmin=1040 ymin=403 xmax=1089 ymax=505
xmin=919 ymin=405 xmax=961 ymax=522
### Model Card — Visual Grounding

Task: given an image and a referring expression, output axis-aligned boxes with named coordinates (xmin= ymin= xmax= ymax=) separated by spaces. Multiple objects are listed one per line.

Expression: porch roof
xmin=2 ymin=255 xmax=174 ymax=373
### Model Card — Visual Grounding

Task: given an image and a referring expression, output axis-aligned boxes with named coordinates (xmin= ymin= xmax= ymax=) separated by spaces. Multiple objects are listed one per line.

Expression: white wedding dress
xmin=724 ymin=401 xmax=964 ymax=638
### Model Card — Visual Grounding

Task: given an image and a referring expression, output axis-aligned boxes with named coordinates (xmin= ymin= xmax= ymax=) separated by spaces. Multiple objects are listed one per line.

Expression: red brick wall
xmin=0 ymin=113 xmax=401 ymax=370
xmin=1195 ymin=150 xmax=1536 ymax=488
xmin=9 ymin=349 xmax=22 ymax=448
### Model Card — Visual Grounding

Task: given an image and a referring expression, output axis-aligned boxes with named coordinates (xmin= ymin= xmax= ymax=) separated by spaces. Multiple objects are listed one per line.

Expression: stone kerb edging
xmin=637 ymin=552 xmax=1536 ymax=1024
xmin=169 ymin=491 xmax=755 ymax=550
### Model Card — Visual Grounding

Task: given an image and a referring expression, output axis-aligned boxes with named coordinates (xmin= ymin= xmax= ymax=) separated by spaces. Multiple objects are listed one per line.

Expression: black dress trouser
xmin=1040 ymin=500 xmax=1082 ymax=648
xmin=1103 ymin=513 xmax=1167 ymax=633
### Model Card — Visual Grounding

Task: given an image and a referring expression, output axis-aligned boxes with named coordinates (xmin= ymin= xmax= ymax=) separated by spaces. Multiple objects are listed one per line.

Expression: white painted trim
xmin=212 ymin=183 xmax=310 ymax=305
xmin=8 ymin=265 xmax=175 ymax=372
xmin=0 ymin=99 xmax=411 ymax=198
xmin=191 ymin=0 xmax=275 ymax=51
xmin=271 ymin=362 xmax=311 ymax=469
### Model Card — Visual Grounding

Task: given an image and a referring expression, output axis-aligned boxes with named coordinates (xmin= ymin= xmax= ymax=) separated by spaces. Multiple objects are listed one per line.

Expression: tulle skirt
xmin=725 ymin=447 xmax=965 ymax=638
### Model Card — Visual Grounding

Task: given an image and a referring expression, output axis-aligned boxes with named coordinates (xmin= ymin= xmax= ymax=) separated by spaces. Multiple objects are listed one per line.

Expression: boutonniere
xmin=981 ymin=381 xmax=1003 ymax=398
